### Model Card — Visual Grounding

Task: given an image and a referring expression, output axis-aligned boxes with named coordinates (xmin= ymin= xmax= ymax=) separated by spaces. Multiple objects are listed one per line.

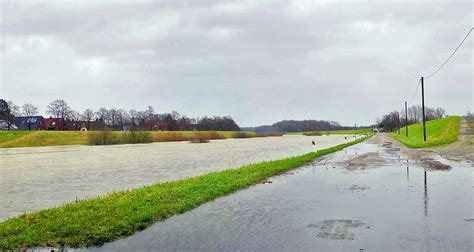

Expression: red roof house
xmin=38 ymin=117 xmax=67 ymax=130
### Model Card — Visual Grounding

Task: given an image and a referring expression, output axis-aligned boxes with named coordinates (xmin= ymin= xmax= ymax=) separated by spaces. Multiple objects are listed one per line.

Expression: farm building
xmin=14 ymin=116 xmax=44 ymax=130
xmin=0 ymin=120 xmax=18 ymax=130
xmin=38 ymin=117 xmax=67 ymax=130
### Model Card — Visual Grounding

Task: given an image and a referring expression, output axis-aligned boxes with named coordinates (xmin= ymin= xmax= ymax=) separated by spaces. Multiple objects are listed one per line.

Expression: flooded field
xmin=85 ymin=136 xmax=473 ymax=251
xmin=0 ymin=135 xmax=350 ymax=221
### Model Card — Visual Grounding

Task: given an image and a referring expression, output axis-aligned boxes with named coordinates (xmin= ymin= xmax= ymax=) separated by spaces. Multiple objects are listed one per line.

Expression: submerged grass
xmin=389 ymin=116 xmax=460 ymax=148
xmin=0 ymin=135 xmax=371 ymax=249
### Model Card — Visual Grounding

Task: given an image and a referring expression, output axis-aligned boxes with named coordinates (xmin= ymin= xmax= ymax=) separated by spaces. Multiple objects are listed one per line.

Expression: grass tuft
xmin=0 ymin=134 xmax=371 ymax=249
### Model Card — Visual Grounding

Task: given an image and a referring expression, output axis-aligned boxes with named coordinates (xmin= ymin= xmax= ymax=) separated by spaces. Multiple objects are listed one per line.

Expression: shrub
xmin=232 ymin=131 xmax=253 ymax=138
xmin=124 ymin=131 xmax=153 ymax=144
xmin=257 ymin=131 xmax=283 ymax=137
xmin=152 ymin=132 xmax=189 ymax=142
xmin=190 ymin=132 xmax=211 ymax=143
xmin=88 ymin=130 xmax=122 ymax=145
xmin=303 ymin=131 xmax=322 ymax=136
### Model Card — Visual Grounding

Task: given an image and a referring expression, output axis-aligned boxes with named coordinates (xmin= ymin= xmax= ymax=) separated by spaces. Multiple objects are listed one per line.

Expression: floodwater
xmin=0 ymin=135 xmax=350 ymax=221
xmin=83 ymin=139 xmax=473 ymax=251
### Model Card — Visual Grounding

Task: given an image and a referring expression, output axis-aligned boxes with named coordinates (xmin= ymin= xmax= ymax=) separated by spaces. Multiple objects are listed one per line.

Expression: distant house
xmin=38 ymin=117 xmax=67 ymax=130
xmin=65 ymin=120 xmax=87 ymax=131
xmin=0 ymin=120 xmax=18 ymax=130
xmin=87 ymin=119 xmax=107 ymax=131
xmin=14 ymin=116 xmax=44 ymax=131
xmin=64 ymin=119 xmax=107 ymax=131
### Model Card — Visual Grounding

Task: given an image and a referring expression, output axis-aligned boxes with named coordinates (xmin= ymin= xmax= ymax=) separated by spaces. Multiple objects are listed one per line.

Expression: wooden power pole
xmin=405 ymin=101 xmax=408 ymax=137
xmin=421 ymin=77 xmax=427 ymax=142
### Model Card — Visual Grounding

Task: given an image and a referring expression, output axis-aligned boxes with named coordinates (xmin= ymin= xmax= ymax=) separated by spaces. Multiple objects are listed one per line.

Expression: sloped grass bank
xmin=389 ymin=116 xmax=460 ymax=148
xmin=289 ymin=128 xmax=371 ymax=136
xmin=0 ymin=135 xmax=371 ymax=249
xmin=0 ymin=130 xmax=280 ymax=148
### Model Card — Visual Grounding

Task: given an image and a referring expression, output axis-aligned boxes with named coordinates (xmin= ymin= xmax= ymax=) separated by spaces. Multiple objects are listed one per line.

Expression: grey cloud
xmin=1 ymin=0 xmax=472 ymax=126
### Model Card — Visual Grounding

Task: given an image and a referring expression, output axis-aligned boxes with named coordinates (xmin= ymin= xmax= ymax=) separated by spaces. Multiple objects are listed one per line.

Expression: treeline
xmin=243 ymin=120 xmax=351 ymax=133
xmin=0 ymin=99 xmax=240 ymax=131
xmin=377 ymin=105 xmax=447 ymax=132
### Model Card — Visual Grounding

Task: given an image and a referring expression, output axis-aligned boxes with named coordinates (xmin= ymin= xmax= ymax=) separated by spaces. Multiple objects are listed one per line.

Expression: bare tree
xmin=67 ymin=110 xmax=81 ymax=121
xmin=82 ymin=109 xmax=95 ymax=130
xmin=96 ymin=107 xmax=109 ymax=123
xmin=47 ymin=99 xmax=70 ymax=119
xmin=0 ymin=99 xmax=13 ymax=130
xmin=22 ymin=103 xmax=39 ymax=116
xmin=116 ymin=109 xmax=128 ymax=130
xmin=129 ymin=109 xmax=138 ymax=129
xmin=7 ymin=101 xmax=20 ymax=116
xmin=108 ymin=108 xmax=118 ymax=129
xmin=20 ymin=103 xmax=40 ymax=130
xmin=434 ymin=107 xmax=446 ymax=119
xmin=144 ymin=106 xmax=155 ymax=130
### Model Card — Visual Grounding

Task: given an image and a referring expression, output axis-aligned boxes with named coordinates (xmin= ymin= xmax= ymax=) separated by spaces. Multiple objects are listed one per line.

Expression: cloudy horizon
xmin=1 ymin=0 xmax=472 ymax=127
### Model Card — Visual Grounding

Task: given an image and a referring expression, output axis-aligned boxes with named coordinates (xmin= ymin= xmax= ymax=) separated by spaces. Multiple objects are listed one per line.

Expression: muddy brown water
xmin=74 ymin=139 xmax=472 ymax=251
xmin=0 ymin=135 xmax=350 ymax=221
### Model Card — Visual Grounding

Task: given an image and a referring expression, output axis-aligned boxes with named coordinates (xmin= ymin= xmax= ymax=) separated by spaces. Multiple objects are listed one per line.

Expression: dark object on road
xmin=312 ymin=140 xmax=315 ymax=145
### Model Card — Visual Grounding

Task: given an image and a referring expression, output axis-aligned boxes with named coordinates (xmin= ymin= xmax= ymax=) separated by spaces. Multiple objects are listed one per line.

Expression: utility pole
xmin=421 ymin=77 xmax=427 ymax=142
xmin=405 ymin=101 xmax=408 ymax=137
xmin=397 ymin=112 xmax=400 ymax=134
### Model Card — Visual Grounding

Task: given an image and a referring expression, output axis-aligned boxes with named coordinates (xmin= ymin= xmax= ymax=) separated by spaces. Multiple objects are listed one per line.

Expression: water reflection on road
xmin=86 ymin=140 xmax=473 ymax=251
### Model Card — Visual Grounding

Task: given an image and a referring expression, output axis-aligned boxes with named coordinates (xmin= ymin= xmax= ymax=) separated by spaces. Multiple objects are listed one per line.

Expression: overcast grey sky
xmin=1 ymin=0 xmax=472 ymax=126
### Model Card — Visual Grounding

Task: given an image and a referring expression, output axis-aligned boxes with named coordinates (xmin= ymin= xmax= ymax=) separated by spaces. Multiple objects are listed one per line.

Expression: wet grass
xmin=289 ymin=128 xmax=371 ymax=135
xmin=389 ymin=116 xmax=460 ymax=148
xmin=0 ymin=131 xmax=280 ymax=148
xmin=0 ymin=135 xmax=371 ymax=249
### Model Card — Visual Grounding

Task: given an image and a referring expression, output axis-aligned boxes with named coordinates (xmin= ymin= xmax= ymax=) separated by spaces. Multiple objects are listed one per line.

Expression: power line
xmin=425 ymin=27 xmax=473 ymax=79
xmin=407 ymin=78 xmax=421 ymax=106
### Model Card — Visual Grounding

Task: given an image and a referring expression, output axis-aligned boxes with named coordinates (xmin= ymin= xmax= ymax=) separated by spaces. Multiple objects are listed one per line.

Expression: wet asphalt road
xmin=81 ymin=135 xmax=473 ymax=251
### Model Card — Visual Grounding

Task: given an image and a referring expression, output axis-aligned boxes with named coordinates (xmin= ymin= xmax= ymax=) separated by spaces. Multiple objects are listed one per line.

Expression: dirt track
xmin=368 ymin=118 xmax=473 ymax=169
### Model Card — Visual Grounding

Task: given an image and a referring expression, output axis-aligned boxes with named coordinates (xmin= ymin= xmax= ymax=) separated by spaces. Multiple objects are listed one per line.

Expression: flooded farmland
xmin=83 ymin=135 xmax=473 ymax=251
xmin=0 ymin=135 xmax=350 ymax=221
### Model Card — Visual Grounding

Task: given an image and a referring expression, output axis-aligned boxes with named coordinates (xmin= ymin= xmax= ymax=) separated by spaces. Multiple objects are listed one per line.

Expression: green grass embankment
xmin=389 ymin=116 xmax=460 ymax=148
xmin=288 ymin=128 xmax=371 ymax=136
xmin=0 ymin=134 xmax=371 ymax=249
xmin=0 ymin=131 xmax=281 ymax=148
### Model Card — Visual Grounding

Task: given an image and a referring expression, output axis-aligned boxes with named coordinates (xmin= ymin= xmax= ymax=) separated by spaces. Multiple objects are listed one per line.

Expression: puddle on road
xmin=71 ymin=140 xmax=473 ymax=252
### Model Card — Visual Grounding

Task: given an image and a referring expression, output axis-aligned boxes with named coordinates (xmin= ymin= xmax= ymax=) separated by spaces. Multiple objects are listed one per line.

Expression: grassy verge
xmin=289 ymin=128 xmax=371 ymax=135
xmin=0 ymin=131 xmax=281 ymax=148
xmin=0 ymin=134 xmax=371 ymax=249
xmin=389 ymin=116 xmax=460 ymax=148
xmin=0 ymin=131 xmax=34 ymax=144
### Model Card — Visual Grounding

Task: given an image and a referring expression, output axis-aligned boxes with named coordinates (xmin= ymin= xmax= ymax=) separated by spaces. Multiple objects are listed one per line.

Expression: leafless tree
xmin=21 ymin=103 xmax=39 ymax=116
xmin=96 ymin=107 xmax=109 ymax=122
xmin=7 ymin=100 xmax=20 ymax=116
xmin=108 ymin=108 xmax=118 ymax=129
xmin=116 ymin=109 xmax=128 ymax=130
xmin=47 ymin=99 xmax=71 ymax=119
xmin=144 ymin=106 xmax=155 ymax=130
xmin=129 ymin=109 xmax=138 ymax=128
xmin=82 ymin=109 xmax=95 ymax=130
xmin=67 ymin=110 xmax=82 ymax=121
xmin=434 ymin=107 xmax=446 ymax=119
